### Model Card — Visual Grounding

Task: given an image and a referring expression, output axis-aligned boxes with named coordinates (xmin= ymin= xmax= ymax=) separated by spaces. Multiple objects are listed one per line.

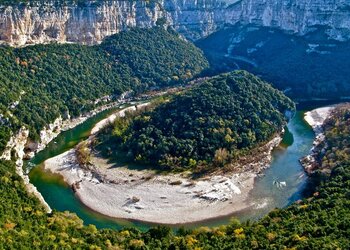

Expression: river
xmin=27 ymin=103 xmax=320 ymax=231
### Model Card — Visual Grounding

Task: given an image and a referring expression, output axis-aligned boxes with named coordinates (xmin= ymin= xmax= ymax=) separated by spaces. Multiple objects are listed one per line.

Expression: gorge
xmin=0 ymin=1 xmax=349 ymax=249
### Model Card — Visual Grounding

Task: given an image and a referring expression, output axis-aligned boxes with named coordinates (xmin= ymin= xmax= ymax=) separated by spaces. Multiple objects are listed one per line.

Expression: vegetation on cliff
xmin=0 ymin=27 xmax=208 ymax=140
xmin=1 ymin=104 xmax=350 ymax=249
xmin=0 ymin=20 xmax=348 ymax=249
xmin=0 ymin=126 xmax=11 ymax=153
xmin=314 ymin=104 xmax=350 ymax=174
xmin=95 ymin=71 xmax=294 ymax=171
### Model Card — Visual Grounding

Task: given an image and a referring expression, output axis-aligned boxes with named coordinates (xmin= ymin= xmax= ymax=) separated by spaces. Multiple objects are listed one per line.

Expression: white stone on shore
xmin=90 ymin=103 xmax=149 ymax=135
xmin=45 ymin=148 xmax=257 ymax=224
xmin=43 ymin=134 xmax=282 ymax=224
xmin=301 ymin=106 xmax=336 ymax=174
xmin=304 ymin=106 xmax=335 ymax=134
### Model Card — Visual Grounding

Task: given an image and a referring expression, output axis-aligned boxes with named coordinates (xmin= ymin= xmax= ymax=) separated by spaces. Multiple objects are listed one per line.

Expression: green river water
xmin=27 ymin=102 xmax=327 ymax=231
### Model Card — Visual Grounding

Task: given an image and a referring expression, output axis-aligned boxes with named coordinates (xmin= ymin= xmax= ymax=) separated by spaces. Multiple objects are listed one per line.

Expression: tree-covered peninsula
xmin=0 ymin=23 xmax=349 ymax=249
xmin=96 ymin=71 xmax=295 ymax=171
xmin=1 ymin=104 xmax=349 ymax=249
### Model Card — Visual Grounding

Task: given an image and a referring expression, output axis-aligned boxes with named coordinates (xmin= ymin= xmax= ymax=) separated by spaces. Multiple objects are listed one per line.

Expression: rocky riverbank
xmin=0 ymin=85 xmax=186 ymax=216
xmin=0 ymin=92 xmax=132 ymax=213
xmin=27 ymin=93 xmax=132 ymax=157
xmin=0 ymin=127 xmax=51 ymax=212
xmin=300 ymin=106 xmax=335 ymax=174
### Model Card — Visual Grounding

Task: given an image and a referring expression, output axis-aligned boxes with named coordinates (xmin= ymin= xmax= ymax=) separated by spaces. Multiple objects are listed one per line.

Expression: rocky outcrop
xmin=251 ymin=0 xmax=350 ymax=41
xmin=0 ymin=0 xmax=165 ymax=46
xmin=26 ymin=92 xmax=131 ymax=155
xmin=1 ymin=0 xmax=350 ymax=46
xmin=300 ymin=106 xmax=335 ymax=175
xmin=1 ymin=126 xmax=28 ymax=164
xmin=165 ymin=0 xmax=350 ymax=40
xmin=0 ymin=127 xmax=52 ymax=213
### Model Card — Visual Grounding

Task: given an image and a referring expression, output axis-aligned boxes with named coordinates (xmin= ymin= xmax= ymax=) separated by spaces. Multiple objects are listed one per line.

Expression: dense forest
xmin=95 ymin=71 xmax=294 ymax=171
xmin=101 ymin=27 xmax=206 ymax=89
xmin=197 ymin=24 xmax=350 ymax=99
xmin=0 ymin=105 xmax=349 ymax=249
xmin=0 ymin=27 xmax=208 ymax=140
xmin=0 ymin=20 xmax=349 ymax=249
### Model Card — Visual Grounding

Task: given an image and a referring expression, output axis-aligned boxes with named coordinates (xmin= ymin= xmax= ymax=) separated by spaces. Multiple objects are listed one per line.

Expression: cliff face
xmin=1 ymin=0 xmax=349 ymax=46
xmin=227 ymin=0 xmax=350 ymax=41
xmin=0 ymin=1 xmax=165 ymax=46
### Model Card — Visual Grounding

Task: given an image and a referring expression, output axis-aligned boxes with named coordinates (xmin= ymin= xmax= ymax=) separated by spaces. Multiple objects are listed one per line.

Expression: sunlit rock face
xmin=0 ymin=1 xmax=165 ymax=46
xmin=0 ymin=0 xmax=349 ymax=46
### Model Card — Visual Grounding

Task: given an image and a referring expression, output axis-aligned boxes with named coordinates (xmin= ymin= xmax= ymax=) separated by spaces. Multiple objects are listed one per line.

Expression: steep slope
xmin=0 ymin=27 xmax=208 ymax=140
xmin=0 ymin=0 xmax=350 ymax=46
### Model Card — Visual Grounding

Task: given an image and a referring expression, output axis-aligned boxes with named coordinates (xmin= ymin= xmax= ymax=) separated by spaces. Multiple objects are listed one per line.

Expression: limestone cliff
xmin=0 ymin=0 xmax=349 ymax=46
xmin=0 ymin=1 xmax=165 ymax=46
xmin=0 ymin=127 xmax=52 ymax=213
xmin=165 ymin=0 xmax=350 ymax=41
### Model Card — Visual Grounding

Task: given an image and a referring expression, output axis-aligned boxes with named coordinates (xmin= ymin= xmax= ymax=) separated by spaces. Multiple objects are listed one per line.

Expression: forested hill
xmin=0 ymin=27 xmax=208 ymax=142
xmin=99 ymin=71 xmax=294 ymax=171
xmin=1 ymin=91 xmax=349 ymax=249
xmin=101 ymin=28 xmax=206 ymax=89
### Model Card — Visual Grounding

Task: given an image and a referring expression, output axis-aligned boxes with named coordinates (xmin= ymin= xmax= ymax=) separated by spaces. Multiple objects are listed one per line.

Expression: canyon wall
xmin=165 ymin=0 xmax=350 ymax=40
xmin=0 ymin=0 xmax=349 ymax=46
xmin=0 ymin=1 xmax=165 ymax=46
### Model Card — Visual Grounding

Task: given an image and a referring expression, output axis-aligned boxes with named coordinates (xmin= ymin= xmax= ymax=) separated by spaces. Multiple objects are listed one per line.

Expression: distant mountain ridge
xmin=0 ymin=0 xmax=349 ymax=46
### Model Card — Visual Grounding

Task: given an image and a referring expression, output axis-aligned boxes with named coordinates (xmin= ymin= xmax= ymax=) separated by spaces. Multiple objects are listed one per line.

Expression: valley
xmin=28 ymin=100 xmax=317 ymax=229
xmin=0 ymin=0 xmax=349 ymax=249
xmin=23 ymin=75 xmax=337 ymax=231
xmin=28 ymin=71 xmax=295 ymax=225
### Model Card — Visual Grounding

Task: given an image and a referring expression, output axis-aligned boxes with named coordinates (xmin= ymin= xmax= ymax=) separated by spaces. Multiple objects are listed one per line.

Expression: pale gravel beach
xmin=42 ymin=103 xmax=283 ymax=224
xmin=43 ymin=135 xmax=282 ymax=224
xmin=44 ymin=148 xmax=257 ymax=224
